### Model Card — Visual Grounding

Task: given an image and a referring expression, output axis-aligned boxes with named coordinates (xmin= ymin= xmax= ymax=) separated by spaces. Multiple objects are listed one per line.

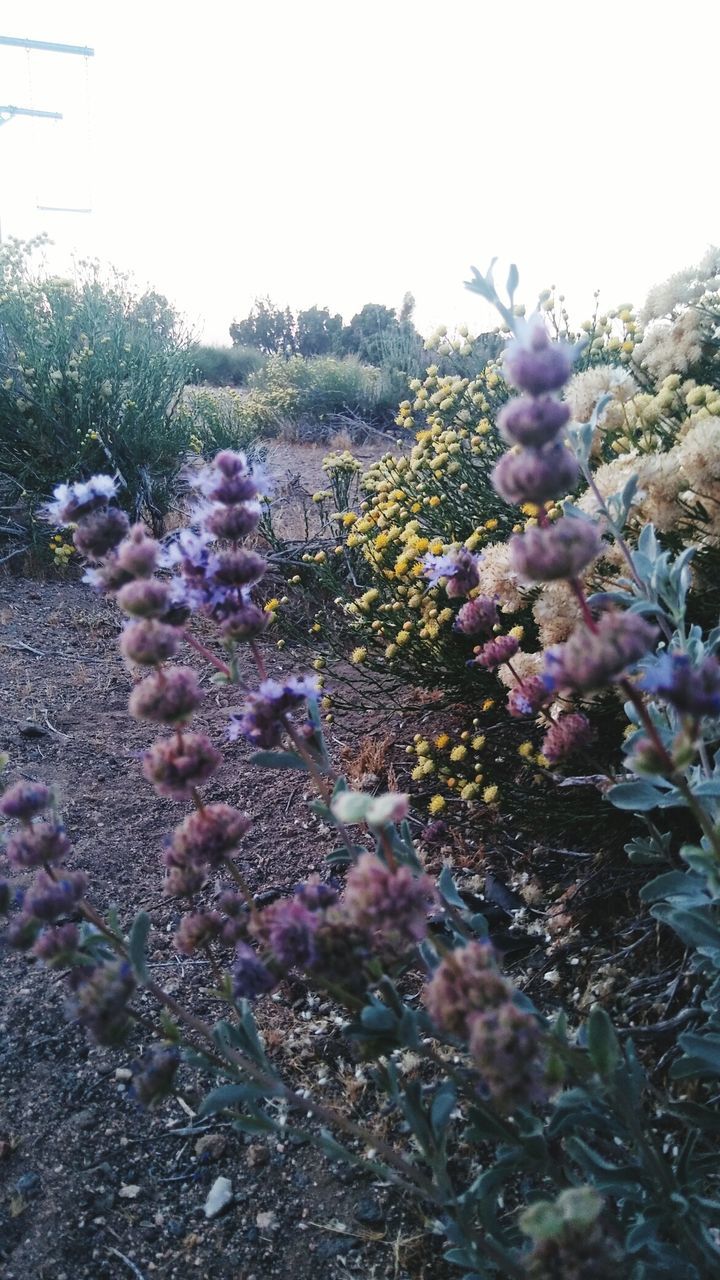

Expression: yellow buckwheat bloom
xmin=428 ymin=795 xmax=446 ymax=814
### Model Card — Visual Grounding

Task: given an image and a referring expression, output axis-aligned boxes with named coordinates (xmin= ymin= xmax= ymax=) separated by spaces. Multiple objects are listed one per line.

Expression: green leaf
xmin=128 ymin=910 xmax=150 ymax=982
xmin=249 ymin=750 xmax=308 ymax=771
xmin=674 ymin=1032 xmax=720 ymax=1078
xmin=438 ymin=865 xmax=466 ymax=909
xmin=199 ymin=1083 xmax=274 ymax=1116
xmin=606 ymin=780 xmax=665 ymax=811
xmin=587 ymin=1006 xmax=620 ymax=1078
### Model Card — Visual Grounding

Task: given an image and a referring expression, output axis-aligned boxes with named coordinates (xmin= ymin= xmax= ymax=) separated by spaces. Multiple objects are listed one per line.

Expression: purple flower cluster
xmin=162 ymin=803 xmax=251 ymax=898
xmin=342 ymin=852 xmax=436 ymax=952
xmin=544 ymin=611 xmax=658 ymax=693
xmin=454 ymin=595 xmax=499 ymax=637
xmin=510 ymin=519 xmax=602 ymax=584
xmin=541 ymin=713 xmax=594 ymax=764
xmin=506 ymin=675 xmax=549 ymax=718
xmin=639 ymin=652 xmax=720 ymax=719
xmin=423 ymin=549 xmax=481 ymax=599
xmin=0 ymin=780 xmax=52 ymax=821
xmin=229 ymin=675 xmax=321 ymax=748
xmin=473 ymin=634 xmax=520 ymax=672
xmin=142 ymin=731 xmax=222 ymax=800
xmin=131 ymin=1044 xmax=181 ymax=1107
xmin=423 ymin=941 xmax=545 ymax=1111
xmin=69 ymin=961 xmax=137 ymax=1046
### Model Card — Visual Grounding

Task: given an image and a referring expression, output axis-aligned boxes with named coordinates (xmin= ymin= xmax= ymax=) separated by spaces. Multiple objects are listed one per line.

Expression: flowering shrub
xmin=4 ymin=307 xmax=720 ymax=1278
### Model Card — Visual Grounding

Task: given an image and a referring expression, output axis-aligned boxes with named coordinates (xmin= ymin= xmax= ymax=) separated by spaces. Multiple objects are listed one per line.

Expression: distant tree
xmin=229 ymin=298 xmax=296 ymax=355
xmin=341 ymin=302 xmax=405 ymax=364
xmin=295 ymin=305 xmax=344 ymax=357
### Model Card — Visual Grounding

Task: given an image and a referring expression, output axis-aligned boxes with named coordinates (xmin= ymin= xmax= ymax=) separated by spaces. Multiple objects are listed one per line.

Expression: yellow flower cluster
xmin=405 ymin=725 xmax=497 ymax=809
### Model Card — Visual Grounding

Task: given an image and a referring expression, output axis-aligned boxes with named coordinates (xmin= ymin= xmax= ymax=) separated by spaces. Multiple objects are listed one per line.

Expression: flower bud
xmin=542 ymin=713 xmax=594 ymax=763
xmin=454 ymin=595 xmax=499 ymax=636
xmin=33 ymin=922 xmax=80 ymax=965
xmin=171 ymin=803 xmax=251 ymax=867
xmin=73 ymin=507 xmax=130 ymax=560
xmin=0 ymin=780 xmax=52 ymax=821
xmin=175 ymin=910 xmax=224 ymax=955
xmin=143 ymin=732 xmax=222 ymax=799
xmin=115 ymin=525 xmax=160 ymax=578
xmin=473 ymin=634 xmax=520 ymax=671
xmin=203 ymin=502 xmax=262 ymax=541
xmin=6 ymin=822 xmax=72 ymax=869
xmin=510 ymin=518 xmax=602 ymax=583
xmin=503 ymin=319 xmax=575 ymax=395
xmin=116 ymin=578 xmax=172 ymax=618
xmin=120 ymin=620 xmax=180 ymax=665
xmin=492 ymin=443 xmax=579 ymax=506
xmin=129 ymin=666 xmax=203 ymax=724
xmin=498 ymin=396 xmax=570 ymax=447
xmin=211 ymin=549 xmax=267 ymax=587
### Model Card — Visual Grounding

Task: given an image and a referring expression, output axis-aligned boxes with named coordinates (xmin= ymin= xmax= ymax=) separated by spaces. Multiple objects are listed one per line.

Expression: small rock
xmin=204 ymin=1176 xmax=233 ymax=1220
xmin=315 ymin=1235 xmax=358 ymax=1260
xmin=256 ymin=1210 xmax=278 ymax=1233
xmin=118 ymin=1184 xmax=142 ymax=1200
xmin=195 ymin=1133 xmax=227 ymax=1162
xmin=18 ymin=722 xmax=48 ymax=738
xmin=114 ymin=1068 xmax=132 ymax=1082
xmin=166 ymin=1218 xmax=185 ymax=1238
xmin=354 ymin=1196 xmax=384 ymax=1225
xmin=15 ymin=1172 xmax=41 ymax=1197
xmin=246 ymin=1143 xmax=269 ymax=1169
xmin=69 ymin=1108 xmax=96 ymax=1131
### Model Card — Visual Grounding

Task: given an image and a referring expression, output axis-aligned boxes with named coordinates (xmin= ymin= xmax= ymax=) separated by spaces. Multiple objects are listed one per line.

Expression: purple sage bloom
xmin=498 ymin=395 xmax=570 ymax=448
xmin=0 ymin=780 xmax=52 ymax=821
xmin=342 ymin=852 xmax=436 ymax=952
xmin=44 ymin=475 xmax=118 ymax=526
xmin=638 ymin=653 xmax=720 ymax=719
xmin=542 ymin=713 xmax=594 ymax=763
xmin=5 ymin=822 xmax=72 ymax=870
xmin=503 ymin=316 xmax=575 ymax=396
xmin=232 ymin=942 xmax=277 ymax=999
xmin=506 ymin=675 xmax=549 ymax=718
xmin=492 ymin=442 xmax=579 ymax=507
xmin=473 ymin=634 xmax=520 ymax=671
xmin=228 ymin=675 xmax=321 ymax=748
xmin=70 ymin=961 xmax=136 ymax=1046
xmin=423 ymin=548 xmax=481 ymax=598
xmin=131 ymin=1044 xmax=181 ymax=1107
xmin=509 ymin=518 xmax=602 ymax=583
xmin=254 ymin=896 xmax=320 ymax=969
xmin=454 ymin=595 xmax=499 ymax=637
xmin=544 ymin=611 xmax=658 ymax=693
xmin=24 ymin=869 xmax=87 ymax=921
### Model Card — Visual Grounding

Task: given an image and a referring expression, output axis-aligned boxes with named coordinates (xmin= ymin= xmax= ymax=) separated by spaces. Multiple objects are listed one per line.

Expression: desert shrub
xmin=239 ymin=352 xmax=389 ymax=437
xmin=176 ymin=387 xmax=266 ymax=459
xmin=4 ymin=390 xmax=720 ymax=1275
xmin=189 ymin=343 xmax=265 ymax=387
xmin=0 ymin=236 xmax=196 ymax=542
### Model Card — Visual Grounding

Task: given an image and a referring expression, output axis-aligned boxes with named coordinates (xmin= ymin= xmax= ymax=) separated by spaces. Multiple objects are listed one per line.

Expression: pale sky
xmin=1 ymin=0 xmax=718 ymax=344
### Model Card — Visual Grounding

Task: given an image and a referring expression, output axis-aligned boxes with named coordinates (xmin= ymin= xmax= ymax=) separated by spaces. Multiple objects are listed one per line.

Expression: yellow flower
xmin=536 ymin=754 xmax=550 ymax=769
xmin=396 ymin=631 xmax=410 ymax=646
xmin=460 ymin=783 xmax=479 ymax=801
xmin=415 ymin=739 xmax=431 ymax=756
xmin=265 ymin=598 xmax=280 ymax=612
xmin=483 ymin=785 xmax=499 ymax=805
xmin=313 ymin=658 xmax=326 ymax=671
xmin=518 ymin=741 xmax=534 ymax=760
xmin=351 ymin=647 xmax=367 ymax=664
xmin=411 ymin=764 xmax=426 ymax=782
xmin=450 ymin=745 xmax=467 ymax=762
xmin=434 ymin=733 xmax=450 ymax=749
xmin=484 ymin=518 xmax=498 ymax=530
xmin=481 ymin=699 xmax=495 ymax=712
xmin=471 ymin=735 xmax=485 ymax=751
xmin=385 ymin=643 xmax=398 ymax=659
xmin=428 ymin=795 xmax=446 ymax=814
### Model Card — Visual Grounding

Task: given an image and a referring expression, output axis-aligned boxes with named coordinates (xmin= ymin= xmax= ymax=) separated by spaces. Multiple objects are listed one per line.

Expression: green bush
xmin=0 ymin=237 xmax=196 ymax=541
xmin=176 ymin=387 xmax=266 ymax=459
xmin=189 ymin=343 xmax=265 ymax=387
xmin=239 ymin=353 xmax=389 ymax=437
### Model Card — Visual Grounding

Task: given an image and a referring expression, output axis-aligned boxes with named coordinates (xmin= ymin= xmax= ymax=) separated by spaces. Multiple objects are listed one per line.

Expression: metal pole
xmin=0 ymin=105 xmax=63 ymax=125
xmin=0 ymin=35 xmax=94 ymax=57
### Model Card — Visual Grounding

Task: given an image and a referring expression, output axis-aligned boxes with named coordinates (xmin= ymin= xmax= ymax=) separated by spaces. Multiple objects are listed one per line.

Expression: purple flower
xmin=44 ymin=475 xmax=118 ymax=526
xmin=544 ymin=612 xmax=658 ymax=693
xmin=33 ymin=922 xmax=80 ymax=966
xmin=498 ymin=395 xmax=570 ymax=448
xmin=0 ymin=780 xmax=52 ymax=821
xmin=468 ymin=1002 xmax=545 ymax=1112
xmin=70 ymin=961 xmax=136 ymax=1046
xmin=509 ymin=518 xmax=602 ymax=583
xmin=342 ymin=852 xmax=436 ymax=952
xmin=202 ymin=502 xmax=262 ymax=541
xmin=131 ymin=1044 xmax=180 ymax=1107
xmin=5 ymin=822 xmax=72 ymax=869
xmin=473 ymin=634 xmax=520 ymax=671
xmin=175 ymin=910 xmax=224 ymax=956
xmin=492 ymin=442 xmax=579 ymax=507
xmin=423 ymin=941 xmax=511 ymax=1037
xmin=143 ymin=732 xmax=222 ymax=800
xmin=129 ymin=666 xmax=203 ymax=724
xmin=171 ymin=803 xmax=251 ymax=867
xmin=294 ymin=877 xmax=340 ymax=911
xmin=638 ymin=653 xmax=720 ymax=719
xmin=229 ymin=675 xmax=321 ymax=748
xmin=232 ymin=942 xmax=277 ymax=999
xmin=120 ymin=620 xmax=180 ymax=666
xmin=454 ymin=595 xmax=499 ymax=637
xmin=116 ymin=578 xmax=172 ymax=619
xmin=423 ymin=549 xmax=481 ymax=598
xmin=23 ymin=869 xmax=87 ymax=921
xmin=541 ymin=713 xmax=594 ymax=763
xmin=254 ymin=897 xmax=320 ymax=968
xmin=503 ymin=317 xmax=576 ymax=396
xmin=506 ymin=675 xmax=549 ymax=718
xmin=73 ymin=507 xmax=130 ymax=560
